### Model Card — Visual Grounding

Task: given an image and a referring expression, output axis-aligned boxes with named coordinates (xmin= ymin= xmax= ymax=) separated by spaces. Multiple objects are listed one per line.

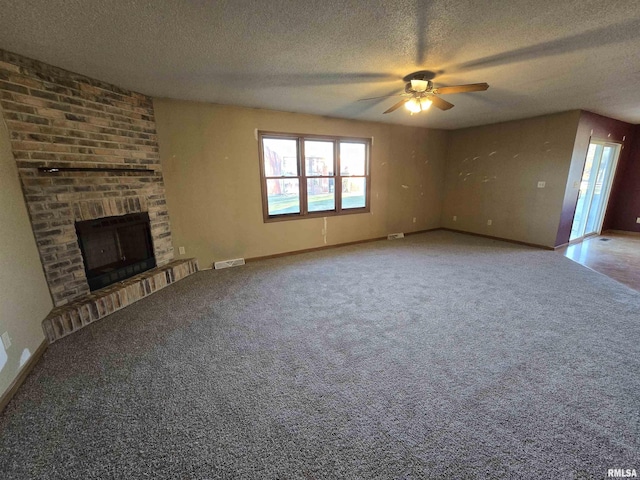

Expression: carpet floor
xmin=1 ymin=231 xmax=639 ymax=479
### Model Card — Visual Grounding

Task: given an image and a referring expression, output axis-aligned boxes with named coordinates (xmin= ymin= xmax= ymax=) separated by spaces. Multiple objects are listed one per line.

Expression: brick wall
xmin=0 ymin=50 xmax=173 ymax=306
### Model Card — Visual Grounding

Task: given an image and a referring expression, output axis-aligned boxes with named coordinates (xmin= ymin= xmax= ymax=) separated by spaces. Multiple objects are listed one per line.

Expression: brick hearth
xmin=42 ymin=258 xmax=199 ymax=344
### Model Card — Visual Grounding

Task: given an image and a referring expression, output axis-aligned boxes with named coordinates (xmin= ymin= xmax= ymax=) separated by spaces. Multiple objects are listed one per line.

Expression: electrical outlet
xmin=487 ymin=219 xmax=492 ymax=226
xmin=636 ymin=217 xmax=640 ymax=224
xmin=537 ymin=181 xmax=546 ymax=188
xmin=179 ymin=246 xmax=185 ymax=255
xmin=412 ymin=217 xmax=416 ymax=223
xmin=1 ymin=332 xmax=11 ymax=350
xmin=453 ymin=215 xmax=457 ymax=222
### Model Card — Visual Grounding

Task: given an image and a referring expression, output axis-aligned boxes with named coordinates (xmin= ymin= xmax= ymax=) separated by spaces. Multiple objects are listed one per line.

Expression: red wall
xmin=555 ymin=111 xmax=636 ymax=246
xmin=605 ymin=123 xmax=640 ymax=233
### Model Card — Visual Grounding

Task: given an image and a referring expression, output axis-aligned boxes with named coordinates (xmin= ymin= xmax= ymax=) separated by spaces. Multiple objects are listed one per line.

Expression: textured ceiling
xmin=1 ymin=0 xmax=640 ymax=129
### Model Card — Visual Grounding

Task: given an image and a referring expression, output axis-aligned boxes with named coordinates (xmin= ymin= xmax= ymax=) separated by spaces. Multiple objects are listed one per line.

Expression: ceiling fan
xmin=360 ymin=72 xmax=489 ymax=114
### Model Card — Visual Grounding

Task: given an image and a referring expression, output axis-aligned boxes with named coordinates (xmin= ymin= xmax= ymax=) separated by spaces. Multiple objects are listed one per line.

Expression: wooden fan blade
xmin=358 ymin=93 xmax=408 ymax=101
xmin=432 ymin=83 xmax=489 ymax=95
xmin=383 ymin=98 xmax=410 ymax=114
xmin=430 ymin=95 xmax=455 ymax=110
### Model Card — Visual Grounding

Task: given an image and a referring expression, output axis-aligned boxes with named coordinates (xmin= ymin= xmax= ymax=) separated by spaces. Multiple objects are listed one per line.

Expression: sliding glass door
xmin=570 ymin=141 xmax=620 ymax=242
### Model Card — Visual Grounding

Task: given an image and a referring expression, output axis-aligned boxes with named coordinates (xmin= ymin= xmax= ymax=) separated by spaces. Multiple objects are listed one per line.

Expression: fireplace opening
xmin=75 ymin=212 xmax=156 ymax=291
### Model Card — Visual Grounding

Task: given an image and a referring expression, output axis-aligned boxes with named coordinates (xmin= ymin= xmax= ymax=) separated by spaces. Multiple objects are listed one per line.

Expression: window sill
xmin=264 ymin=207 xmax=370 ymax=223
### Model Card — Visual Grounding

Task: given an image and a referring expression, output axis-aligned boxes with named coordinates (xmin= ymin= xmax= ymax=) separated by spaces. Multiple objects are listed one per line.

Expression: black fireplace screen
xmin=75 ymin=212 xmax=156 ymax=291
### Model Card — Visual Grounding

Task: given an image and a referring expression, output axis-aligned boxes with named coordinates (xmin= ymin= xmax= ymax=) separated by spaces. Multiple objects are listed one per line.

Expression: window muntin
xmin=259 ymin=132 xmax=370 ymax=221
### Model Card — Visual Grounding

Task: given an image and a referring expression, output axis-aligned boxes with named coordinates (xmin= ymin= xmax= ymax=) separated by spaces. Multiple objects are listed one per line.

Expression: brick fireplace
xmin=0 ymin=50 xmax=174 ymax=307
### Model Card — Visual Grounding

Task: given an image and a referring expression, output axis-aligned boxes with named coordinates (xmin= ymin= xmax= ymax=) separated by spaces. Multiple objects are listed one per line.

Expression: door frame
xmin=569 ymin=138 xmax=621 ymax=243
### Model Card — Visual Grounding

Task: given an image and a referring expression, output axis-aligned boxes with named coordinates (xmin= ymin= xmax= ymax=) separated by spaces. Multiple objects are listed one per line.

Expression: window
xmin=259 ymin=132 xmax=370 ymax=222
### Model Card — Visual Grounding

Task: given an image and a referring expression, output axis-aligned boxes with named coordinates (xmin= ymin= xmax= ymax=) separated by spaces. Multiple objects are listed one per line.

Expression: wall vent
xmin=214 ymin=258 xmax=246 ymax=269
xmin=387 ymin=233 xmax=405 ymax=240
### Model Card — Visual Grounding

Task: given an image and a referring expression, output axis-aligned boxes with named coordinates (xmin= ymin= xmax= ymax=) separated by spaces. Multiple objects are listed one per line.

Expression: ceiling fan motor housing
xmin=405 ymin=79 xmax=433 ymax=94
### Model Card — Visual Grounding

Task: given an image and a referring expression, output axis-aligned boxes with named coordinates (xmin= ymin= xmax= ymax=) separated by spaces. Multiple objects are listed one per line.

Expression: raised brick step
xmin=42 ymin=258 xmax=198 ymax=343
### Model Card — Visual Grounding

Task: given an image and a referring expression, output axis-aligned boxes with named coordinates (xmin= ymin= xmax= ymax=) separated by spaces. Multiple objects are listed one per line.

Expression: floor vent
xmin=214 ymin=258 xmax=246 ymax=269
xmin=387 ymin=233 xmax=405 ymax=240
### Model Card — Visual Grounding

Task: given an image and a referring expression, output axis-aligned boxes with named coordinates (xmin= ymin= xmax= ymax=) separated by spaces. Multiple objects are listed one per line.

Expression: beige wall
xmin=154 ymin=99 xmax=448 ymax=266
xmin=0 ymin=110 xmax=52 ymax=398
xmin=441 ymin=111 xmax=581 ymax=247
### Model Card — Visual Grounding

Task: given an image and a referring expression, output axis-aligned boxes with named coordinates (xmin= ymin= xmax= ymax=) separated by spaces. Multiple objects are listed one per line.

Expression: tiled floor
xmin=558 ymin=232 xmax=640 ymax=293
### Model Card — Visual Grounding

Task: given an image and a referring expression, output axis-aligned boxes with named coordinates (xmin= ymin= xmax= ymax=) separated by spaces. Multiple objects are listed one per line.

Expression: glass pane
xmin=570 ymin=143 xmax=600 ymax=241
xmin=307 ymin=178 xmax=335 ymax=212
xmin=342 ymin=177 xmax=366 ymax=209
xmin=305 ymin=140 xmax=334 ymax=176
xmin=263 ymin=138 xmax=298 ymax=177
xmin=340 ymin=142 xmax=366 ymax=176
xmin=266 ymin=179 xmax=300 ymax=215
xmin=585 ymin=145 xmax=615 ymax=235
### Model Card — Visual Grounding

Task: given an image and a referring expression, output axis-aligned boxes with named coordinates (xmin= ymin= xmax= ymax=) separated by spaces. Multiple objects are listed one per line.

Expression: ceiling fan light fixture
xmin=404 ymin=96 xmax=432 ymax=114
xmin=419 ymin=97 xmax=433 ymax=110
xmin=404 ymin=97 xmax=422 ymax=113
xmin=410 ymin=79 xmax=429 ymax=92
